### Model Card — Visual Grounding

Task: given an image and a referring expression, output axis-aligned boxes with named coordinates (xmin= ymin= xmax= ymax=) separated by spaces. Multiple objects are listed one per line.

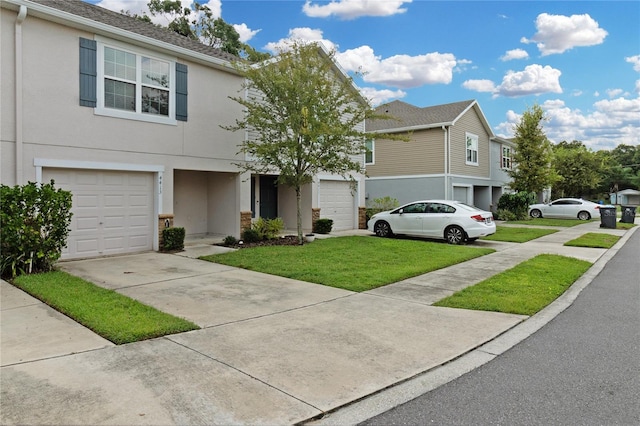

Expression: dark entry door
xmin=259 ymin=175 xmax=278 ymax=219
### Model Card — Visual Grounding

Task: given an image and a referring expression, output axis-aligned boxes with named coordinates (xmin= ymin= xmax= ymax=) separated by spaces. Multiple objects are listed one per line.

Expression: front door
xmin=259 ymin=175 xmax=278 ymax=219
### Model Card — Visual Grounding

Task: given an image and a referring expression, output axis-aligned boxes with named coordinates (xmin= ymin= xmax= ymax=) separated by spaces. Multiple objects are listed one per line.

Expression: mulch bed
xmin=218 ymin=235 xmax=304 ymax=249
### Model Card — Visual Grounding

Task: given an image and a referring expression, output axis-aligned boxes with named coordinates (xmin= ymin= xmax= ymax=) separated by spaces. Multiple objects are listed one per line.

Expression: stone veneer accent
xmin=311 ymin=208 xmax=321 ymax=231
xmin=359 ymin=207 xmax=367 ymax=229
xmin=240 ymin=211 xmax=252 ymax=233
xmin=158 ymin=214 xmax=174 ymax=248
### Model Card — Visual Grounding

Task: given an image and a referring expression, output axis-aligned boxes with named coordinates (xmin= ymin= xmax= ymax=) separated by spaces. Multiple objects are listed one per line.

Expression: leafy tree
xmin=138 ymin=1 xmax=268 ymax=60
xmin=224 ymin=41 xmax=400 ymax=243
xmin=551 ymin=140 xmax=602 ymax=199
xmin=508 ymin=104 xmax=558 ymax=196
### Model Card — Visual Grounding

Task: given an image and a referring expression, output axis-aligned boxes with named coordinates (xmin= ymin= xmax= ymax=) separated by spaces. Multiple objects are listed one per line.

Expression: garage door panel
xmin=43 ymin=168 xmax=154 ymax=259
xmin=319 ymin=180 xmax=355 ymax=231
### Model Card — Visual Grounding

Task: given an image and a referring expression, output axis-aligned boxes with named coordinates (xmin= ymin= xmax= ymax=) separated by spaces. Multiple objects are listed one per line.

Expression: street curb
xmin=307 ymin=225 xmax=639 ymax=425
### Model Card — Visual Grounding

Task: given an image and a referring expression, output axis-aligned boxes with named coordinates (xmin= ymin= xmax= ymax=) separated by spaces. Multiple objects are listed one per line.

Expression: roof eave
xmin=3 ymin=0 xmax=238 ymax=73
xmin=367 ymin=121 xmax=453 ymax=134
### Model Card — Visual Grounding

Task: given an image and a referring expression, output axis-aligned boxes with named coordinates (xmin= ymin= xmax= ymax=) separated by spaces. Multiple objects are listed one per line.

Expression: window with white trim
xmin=502 ymin=145 xmax=512 ymax=170
xmin=365 ymin=139 xmax=375 ymax=165
xmin=96 ymin=40 xmax=176 ymax=124
xmin=466 ymin=133 xmax=478 ymax=166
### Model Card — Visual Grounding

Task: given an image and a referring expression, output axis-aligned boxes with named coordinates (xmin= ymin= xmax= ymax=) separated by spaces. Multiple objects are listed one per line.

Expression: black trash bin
xmin=620 ymin=205 xmax=637 ymax=224
xmin=599 ymin=205 xmax=617 ymax=228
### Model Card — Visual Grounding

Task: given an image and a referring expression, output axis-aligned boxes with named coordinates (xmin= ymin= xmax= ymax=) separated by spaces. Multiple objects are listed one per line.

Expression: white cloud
xmin=336 ymin=46 xmax=457 ymax=88
xmin=626 ymin=55 xmax=640 ymax=72
xmin=264 ymin=28 xmax=336 ymax=53
xmin=302 ymin=0 xmax=411 ymax=20
xmin=500 ymin=48 xmax=529 ymax=61
xmin=496 ymin=97 xmax=640 ymax=150
xmin=233 ymin=23 xmax=260 ymax=43
xmin=522 ymin=13 xmax=608 ymax=56
xmin=496 ymin=64 xmax=562 ymax=97
xmin=462 ymin=79 xmax=496 ymax=93
xmin=606 ymin=88 xmax=624 ymax=98
xmin=636 ymin=80 xmax=640 ymax=94
xmin=359 ymin=87 xmax=406 ymax=106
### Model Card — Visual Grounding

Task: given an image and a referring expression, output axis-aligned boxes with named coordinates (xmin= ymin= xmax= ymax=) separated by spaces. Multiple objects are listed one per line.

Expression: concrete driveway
xmin=2 ymin=221 xmax=625 ymax=425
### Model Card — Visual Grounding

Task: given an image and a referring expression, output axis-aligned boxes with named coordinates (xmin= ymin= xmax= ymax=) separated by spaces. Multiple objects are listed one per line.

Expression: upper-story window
xmin=80 ymin=37 xmax=187 ymax=123
xmin=466 ymin=133 xmax=478 ymax=166
xmin=502 ymin=145 xmax=512 ymax=170
xmin=365 ymin=139 xmax=375 ymax=165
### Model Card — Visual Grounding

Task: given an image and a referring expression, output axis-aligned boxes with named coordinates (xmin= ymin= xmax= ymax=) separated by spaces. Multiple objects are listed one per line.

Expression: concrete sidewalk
xmin=0 ymin=221 xmax=633 ymax=425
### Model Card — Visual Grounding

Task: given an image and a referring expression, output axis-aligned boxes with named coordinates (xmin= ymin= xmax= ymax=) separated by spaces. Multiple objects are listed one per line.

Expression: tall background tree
xmin=126 ymin=0 xmax=270 ymax=60
xmin=508 ymin=104 xmax=558 ymax=199
xmin=224 ymin=41 xmax=399 ymax=243
xmin=551 ymin=140 xmax=602 ymax=199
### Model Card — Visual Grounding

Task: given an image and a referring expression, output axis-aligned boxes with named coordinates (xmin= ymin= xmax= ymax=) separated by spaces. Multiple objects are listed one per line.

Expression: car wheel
xmin=577 ymin=211 xmax=591 ymax=220
xmin=530 ymin=209 xmax=542 ymax=218
xmin=374 ymin=221 xmax=393 ymax=238
xmin=445 ymin=226 xmax=465 ymax=245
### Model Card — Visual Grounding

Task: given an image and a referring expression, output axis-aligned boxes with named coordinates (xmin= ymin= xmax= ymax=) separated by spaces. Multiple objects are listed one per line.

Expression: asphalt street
xmin=363 ymin=228 xmax=640 ymax=426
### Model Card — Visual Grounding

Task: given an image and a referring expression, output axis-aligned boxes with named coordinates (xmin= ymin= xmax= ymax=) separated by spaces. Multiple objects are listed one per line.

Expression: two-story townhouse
xmin=365 ymin=99 xmax=513 ymax=212
xmin=1 ymin=0 xmax=365 ymax=260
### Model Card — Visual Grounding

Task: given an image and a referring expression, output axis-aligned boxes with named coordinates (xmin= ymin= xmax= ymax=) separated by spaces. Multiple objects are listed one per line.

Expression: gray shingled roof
xmin=29 ymin=0 xmax=237 ymax=62
xmin=367 ymin=99 xmax=476 ymax=132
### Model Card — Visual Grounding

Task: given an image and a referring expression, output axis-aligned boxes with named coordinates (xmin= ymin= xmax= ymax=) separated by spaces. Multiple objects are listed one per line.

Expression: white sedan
xmin=528 ymin=198 xmax=601 ymax=220
xmin=367 ymin=200 xmax=496 ymax=244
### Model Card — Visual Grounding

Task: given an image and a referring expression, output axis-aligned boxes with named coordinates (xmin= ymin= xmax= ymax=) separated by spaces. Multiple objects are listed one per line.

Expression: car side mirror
xmin=398 ymin=208 xmax=404 ymax=214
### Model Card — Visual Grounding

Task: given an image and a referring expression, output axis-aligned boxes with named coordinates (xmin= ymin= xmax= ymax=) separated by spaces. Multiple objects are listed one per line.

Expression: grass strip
xmin=506 ymin=218 xmax=596 ymax=227
xmin=202 ymin=236 xmax=494 ymax=292
xmin=12 ymin=271 xmax=199 ymax=344
xmin=433 ymin=254 xmax=591 ymax=316
xmin=564 ymin=232 xmax=620 ymax=248
xmin=481 ymin=226 xmax=558 ymax=242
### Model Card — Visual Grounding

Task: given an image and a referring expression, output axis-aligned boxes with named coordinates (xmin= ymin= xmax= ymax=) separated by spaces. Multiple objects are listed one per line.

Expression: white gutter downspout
xmin=15 ymin=5 xmax=27 ymax=184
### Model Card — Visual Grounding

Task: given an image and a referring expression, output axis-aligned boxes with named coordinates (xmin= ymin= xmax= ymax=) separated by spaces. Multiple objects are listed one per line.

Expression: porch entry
xmin=251 ymin=175 xmax=278 ymax=219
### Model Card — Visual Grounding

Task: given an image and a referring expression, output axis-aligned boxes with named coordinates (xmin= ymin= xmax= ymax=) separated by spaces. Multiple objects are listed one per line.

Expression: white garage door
xmin=453 ymin=186 xmax=469 ymax=204
xmin=319 ymin=180 xmax=355 ymax=231
xmin=43 ymin=168 xmax=154 ymax=259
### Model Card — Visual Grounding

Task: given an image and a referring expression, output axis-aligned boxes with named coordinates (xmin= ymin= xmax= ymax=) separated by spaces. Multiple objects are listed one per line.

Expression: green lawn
xmin=506 ymin=218 xmax=595 ymax=227
xmin=433 ymin=254 xmax=591 ymax=316
xmin=564 ymin=232 xmax=620 ymax=248
xmin=12 ymin=271 xmax=199 ymax=344
xmin=201 ymin=236 xmax=494 ymax=292
xmin=481 ymin=226 xmax=558 ymax=242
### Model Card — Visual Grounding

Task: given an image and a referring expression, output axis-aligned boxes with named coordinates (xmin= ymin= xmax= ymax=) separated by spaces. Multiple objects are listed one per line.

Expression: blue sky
xmin=93 ymin=1 xmax=639 ymax=150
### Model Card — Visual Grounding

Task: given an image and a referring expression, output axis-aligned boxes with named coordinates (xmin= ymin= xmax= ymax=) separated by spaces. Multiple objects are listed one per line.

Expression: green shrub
xmin=366 ymin=196 xmax=399 ymax=221
xmin=252 ymin=217 xmax=284 ymax=240
xmin=242 ymin=228 xmax=261 ymax=243
xmin=497 ymin=192 xmax=536 ymax=220
xmin=496 ymin=208 xmax=518 ymax=221
xmin=223 ymin=235 xmax=238 ymax=246
xmin=161 ymin=227 xmax=185 ymax=252
xmin=1 ymin=181 xmax=73 ymax=278
xmin=313 ymin=218 xmax=333 ymax=234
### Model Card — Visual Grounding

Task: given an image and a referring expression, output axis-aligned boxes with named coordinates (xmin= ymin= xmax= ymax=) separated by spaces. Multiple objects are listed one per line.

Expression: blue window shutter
xmin=175 ymin=63 xmax=188 ymax=121
xmin=79 ymin=38 xmax=97 ymax=107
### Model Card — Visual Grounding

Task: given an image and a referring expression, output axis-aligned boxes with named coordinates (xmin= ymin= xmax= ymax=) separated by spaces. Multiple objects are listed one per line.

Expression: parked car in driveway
xmin=367 ymin=200 xmax=496 ymax=244
xmin=528 ymin=198 xmax=601 ymax=220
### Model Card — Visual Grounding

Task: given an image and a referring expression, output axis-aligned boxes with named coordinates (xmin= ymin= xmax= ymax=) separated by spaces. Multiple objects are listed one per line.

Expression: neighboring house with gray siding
xmin=365 ymin=100 xmax=514 ymax=212
xmin=1 ymin=0 xmax=364 ymax=260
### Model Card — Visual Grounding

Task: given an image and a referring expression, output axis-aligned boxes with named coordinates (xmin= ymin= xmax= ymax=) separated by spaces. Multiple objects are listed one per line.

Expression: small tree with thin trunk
xmin=508 ymin=104 xmax=559 ymax=197
xmin=224 ymin=41 xmax=400 ymax=244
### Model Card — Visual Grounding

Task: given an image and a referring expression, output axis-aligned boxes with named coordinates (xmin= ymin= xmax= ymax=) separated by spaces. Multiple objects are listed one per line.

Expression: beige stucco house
xmin=365 ymin=99 xmax=514 ymax=212
xmin=1 ymin=0 xmax=365 ymax=260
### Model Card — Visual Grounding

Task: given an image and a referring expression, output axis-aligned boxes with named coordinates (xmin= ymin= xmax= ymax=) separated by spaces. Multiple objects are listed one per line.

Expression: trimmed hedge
xmin=161 ymin=227 xmax=185 ymax=251
xmin=1 ymin=181 xmax=73 ymax=278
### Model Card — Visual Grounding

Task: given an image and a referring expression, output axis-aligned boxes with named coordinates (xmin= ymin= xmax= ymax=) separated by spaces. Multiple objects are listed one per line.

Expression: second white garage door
xmin=43 ymin=168 xmax=155 ymax=259
xmin=319 ymin=180 xmax=355 ymax=231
